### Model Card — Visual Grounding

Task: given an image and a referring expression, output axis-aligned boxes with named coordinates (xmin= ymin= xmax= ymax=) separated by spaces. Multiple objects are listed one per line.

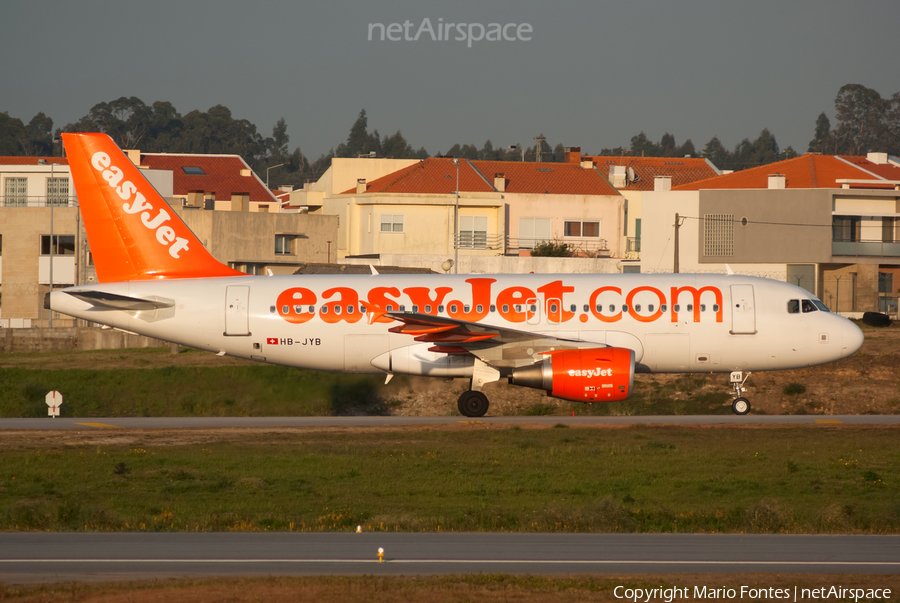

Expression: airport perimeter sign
xmin=45 ymin=391 xmax=63 ymax=417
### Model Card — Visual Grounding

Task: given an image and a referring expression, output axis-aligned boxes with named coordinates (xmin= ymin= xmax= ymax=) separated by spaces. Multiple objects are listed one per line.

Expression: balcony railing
xmin=832 ymin=239 xmax=900 ymax=258
xmin=626 ymin=237 xmax=641 ymax=253
xmin=1 ymin=196 xmax=77 ymax=208
xmin=507 ymin=237 xmax=610 ymax=256
xmin=454 ymin=233 xmax=504 ymax=251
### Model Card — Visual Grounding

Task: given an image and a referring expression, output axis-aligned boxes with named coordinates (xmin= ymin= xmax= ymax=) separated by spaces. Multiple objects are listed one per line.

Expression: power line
xmin=679 ymin=215 xmax=835 ymax=228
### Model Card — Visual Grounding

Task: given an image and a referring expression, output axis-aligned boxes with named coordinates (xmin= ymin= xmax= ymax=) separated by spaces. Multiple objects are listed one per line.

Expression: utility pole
xmin=673 ymin=213 xmax=680 ymax=274
xmin=453 ymin=158 xmax=459 ymax=274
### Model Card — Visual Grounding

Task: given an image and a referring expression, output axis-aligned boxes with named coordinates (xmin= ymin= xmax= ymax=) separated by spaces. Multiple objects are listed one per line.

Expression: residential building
xmin=307 ymin=156 xmax=623 ymax=266
xmin=136 ymin=151 xmax=281 ymax=212
xmin=641 ymin=152 xmax=900 ymax=314
xmin=581 ymin=152 xmax=720 ymax=264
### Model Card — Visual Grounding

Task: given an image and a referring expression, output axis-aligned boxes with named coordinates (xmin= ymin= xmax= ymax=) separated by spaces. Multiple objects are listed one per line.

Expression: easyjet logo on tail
xmin=90 ymin=152 xmax=190 ymax=259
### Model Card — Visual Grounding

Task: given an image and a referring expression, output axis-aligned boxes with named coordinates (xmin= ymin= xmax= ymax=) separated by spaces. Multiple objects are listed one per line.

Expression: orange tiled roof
xmin=674 ymin=154 xmax=900 ymax=191
xmin=584 ymin=156 xmax=718 ymax=191
xmin=342 ymin=157 xmax=619 ymax=196
xmin=140 ymin=154 xmax=276 ymax=202
xmin=0 ymin=157 xmax=69 ymax=166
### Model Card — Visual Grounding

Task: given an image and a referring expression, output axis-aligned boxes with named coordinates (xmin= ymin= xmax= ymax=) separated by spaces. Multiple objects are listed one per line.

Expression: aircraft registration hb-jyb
xmin=50 ymin=133 xmax=864 ymax=417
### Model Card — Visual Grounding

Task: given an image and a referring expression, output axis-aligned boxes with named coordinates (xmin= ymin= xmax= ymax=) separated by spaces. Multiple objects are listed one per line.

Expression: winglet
xmin=62 ymin=133 xmax=244 ymax=282
xmin=370 ymin=264 xmax=380 ymax=276
xmin=725 ymin=264 xmax=735 ymax=276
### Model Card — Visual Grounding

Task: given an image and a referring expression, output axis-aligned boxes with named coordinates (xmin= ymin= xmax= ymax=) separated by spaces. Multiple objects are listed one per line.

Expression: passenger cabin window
xmin=787 ymin=300 xmax=800 ymax=314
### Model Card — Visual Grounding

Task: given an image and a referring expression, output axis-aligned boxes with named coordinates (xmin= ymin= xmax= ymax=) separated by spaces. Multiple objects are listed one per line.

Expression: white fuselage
xmin=51 ymin=273 xmax=863 ymax=378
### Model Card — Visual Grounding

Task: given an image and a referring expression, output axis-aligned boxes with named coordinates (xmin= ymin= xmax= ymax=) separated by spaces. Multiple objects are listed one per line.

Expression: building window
xmin=182 ymin=166 xmax=206 ymax=175
xmin=275 ymin=234 xmax=294 ymax=255
xmin=518 ymin=217 xmax=552 ymax=249
xmin=882 ymin=217 xmax=897 ymax=243
xmin=459 ymin=215 xmax=488 ymax=249
xmin=564 ymin=220 xmax=600 ymax=238
xmin=703 ymin=214 xmax=734 ymax=256
xmin=40 ymin=235 xmax=75 ymax=255
xmin=879 ymin=272 xmax=893 ymax=294
xmin=4 ymin=178 xmax=27 ymax=207
xmin=47 ymin=177 xmax=69 ymax=206
xmin=832 ymin=216 xmax=860 ymax=242
xmin=380 ymin=214 xmax=404 ymax=233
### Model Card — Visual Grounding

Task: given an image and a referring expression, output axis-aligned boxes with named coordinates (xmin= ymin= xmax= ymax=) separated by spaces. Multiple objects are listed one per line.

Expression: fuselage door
xmin=225 ymin=285 xmax=251 ymax=336
xmin=526 ymin=297 xmax=541 ymax=325
xmin=730 ymin=284 xmax=756 ymax=334
xmin=545 ymin=298 xmax=563 ymax=324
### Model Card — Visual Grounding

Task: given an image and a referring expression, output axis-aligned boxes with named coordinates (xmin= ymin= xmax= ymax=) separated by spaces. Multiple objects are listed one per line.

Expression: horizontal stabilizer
xmin=65 ymin=290 xmax=175 ymax=311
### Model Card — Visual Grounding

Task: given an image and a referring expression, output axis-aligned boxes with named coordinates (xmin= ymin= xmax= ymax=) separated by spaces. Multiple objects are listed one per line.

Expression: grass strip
xmin=3 ymin=574 xmax=900 ymax=603
xmin=1 ymin=425 xmax=897 ymax=533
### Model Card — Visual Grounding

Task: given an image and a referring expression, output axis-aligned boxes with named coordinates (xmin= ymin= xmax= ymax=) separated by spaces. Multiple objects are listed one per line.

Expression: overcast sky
xmin=2 ymin=0 xmax=898 ymax=158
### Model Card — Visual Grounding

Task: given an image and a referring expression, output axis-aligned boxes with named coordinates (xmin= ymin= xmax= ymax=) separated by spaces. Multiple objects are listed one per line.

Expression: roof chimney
xmin=867 ymin=152 xmax=889 ymax=165
xmin=609 ymin=165 xmax=627 ymax=188
xmin=654 ymin=176 xmax=672 ymax=191
xmin=356 ymin=178 xmax=366 ymax=194
xmin=123 ymin=149 xmax=141 ymax=165
xmin=580 ymin=160 xmax=593 ymax=169
xmin=493 ymin=173 xmax=506 ymax=192
xmin=768 ymin=173 xmax=786 ymax=189
xmin=564 ymin=147 xmax=582 ymax=164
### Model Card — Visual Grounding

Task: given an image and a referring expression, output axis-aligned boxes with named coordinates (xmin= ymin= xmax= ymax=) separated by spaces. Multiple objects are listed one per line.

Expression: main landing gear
xmin=458 ymin=391 xmax=489 ymax=417
xmin=457 ymin=359 xmax=500 ymax=418
xmin=730 ymin=370 xmax=751 ymax=415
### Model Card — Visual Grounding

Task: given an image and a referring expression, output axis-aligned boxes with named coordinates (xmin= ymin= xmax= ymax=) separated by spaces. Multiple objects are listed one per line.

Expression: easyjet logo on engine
xmin=275 ymin=278 xmax=724 ymax=326
xmin=90 ymin=151 xmax=190 ymax=259
xmin=567 ymin=368 xmax=613 ymax=378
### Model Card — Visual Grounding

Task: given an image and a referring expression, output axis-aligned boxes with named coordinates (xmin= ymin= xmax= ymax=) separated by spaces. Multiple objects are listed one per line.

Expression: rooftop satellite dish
xmin=626 ymin=166 xmax=636 ymax=183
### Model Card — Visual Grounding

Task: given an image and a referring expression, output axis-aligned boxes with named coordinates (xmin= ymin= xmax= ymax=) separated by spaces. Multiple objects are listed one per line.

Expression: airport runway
xmin=1 ymin=533 xmax=898 ymax=583
xmin=2 ymin=414 xmax=899 ymax=430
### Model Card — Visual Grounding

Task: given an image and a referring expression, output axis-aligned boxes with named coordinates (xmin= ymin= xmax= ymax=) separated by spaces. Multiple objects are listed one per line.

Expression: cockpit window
xmin=812 ymin=300 xmax=830 ymax=312
xmin=801 ymin=299 xmax=817 ymax=313
xmin=787 ymin=300 xmax=800 ymax=314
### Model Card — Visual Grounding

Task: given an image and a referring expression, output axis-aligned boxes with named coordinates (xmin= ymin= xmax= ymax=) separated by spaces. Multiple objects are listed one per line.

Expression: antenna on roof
xmin=626 ymin=166 xmax=636 ymax=183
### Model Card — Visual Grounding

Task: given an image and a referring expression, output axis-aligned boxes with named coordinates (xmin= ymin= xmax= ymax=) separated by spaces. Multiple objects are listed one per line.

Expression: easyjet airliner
xmin=49 ymin=134 xmax=864 ymax=416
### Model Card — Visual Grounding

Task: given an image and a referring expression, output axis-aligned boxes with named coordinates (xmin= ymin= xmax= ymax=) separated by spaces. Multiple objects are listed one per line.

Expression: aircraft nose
xmin=840 ymin=318 xmax=864 ymax=358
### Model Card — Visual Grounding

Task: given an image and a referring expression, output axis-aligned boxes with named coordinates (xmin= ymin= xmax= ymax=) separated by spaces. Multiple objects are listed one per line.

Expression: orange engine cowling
xmin=508 ymin=347 xmax=635 ymax=403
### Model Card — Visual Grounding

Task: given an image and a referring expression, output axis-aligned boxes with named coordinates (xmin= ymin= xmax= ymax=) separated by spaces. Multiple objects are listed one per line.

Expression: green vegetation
xmin=2 ymin=426 xmax=897 ymax=534
xmin=783 ymin=383 xmax=807 ymax=396
xmin=529 ymin=240 xmax=570 ymax=257
xmin=0 ymin=362 xmax=386 ymax=418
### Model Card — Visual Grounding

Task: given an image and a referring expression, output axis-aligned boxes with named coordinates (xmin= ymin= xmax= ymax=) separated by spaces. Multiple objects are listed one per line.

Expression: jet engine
xmin=509 ymin=347 xmax=634 ymax=403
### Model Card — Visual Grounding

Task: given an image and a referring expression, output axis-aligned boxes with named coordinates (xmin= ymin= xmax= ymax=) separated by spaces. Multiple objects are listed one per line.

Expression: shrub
xmin=783 ymin=383 xmax=806 ymax=396
xmin=530 ymin=240 xmax=569 ymax=257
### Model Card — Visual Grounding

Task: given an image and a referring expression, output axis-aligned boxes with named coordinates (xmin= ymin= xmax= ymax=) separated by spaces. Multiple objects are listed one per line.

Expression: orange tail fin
xmin=62 ymin=133 xmax=244 ymax=282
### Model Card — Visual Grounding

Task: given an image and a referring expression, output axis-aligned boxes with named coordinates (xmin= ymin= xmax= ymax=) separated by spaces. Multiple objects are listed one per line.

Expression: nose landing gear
xmin=730 ymin=371 xmax=751 ymax=415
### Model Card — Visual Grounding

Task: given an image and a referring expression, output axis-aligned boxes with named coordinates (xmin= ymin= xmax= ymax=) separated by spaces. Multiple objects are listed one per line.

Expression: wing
xmin=384 ymin=311 xmax=604 ymax=369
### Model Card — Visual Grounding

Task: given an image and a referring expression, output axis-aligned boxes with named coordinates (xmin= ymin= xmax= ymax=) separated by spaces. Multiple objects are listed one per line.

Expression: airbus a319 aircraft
xmin=50 ymin=134 xmax=864 ymax=417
